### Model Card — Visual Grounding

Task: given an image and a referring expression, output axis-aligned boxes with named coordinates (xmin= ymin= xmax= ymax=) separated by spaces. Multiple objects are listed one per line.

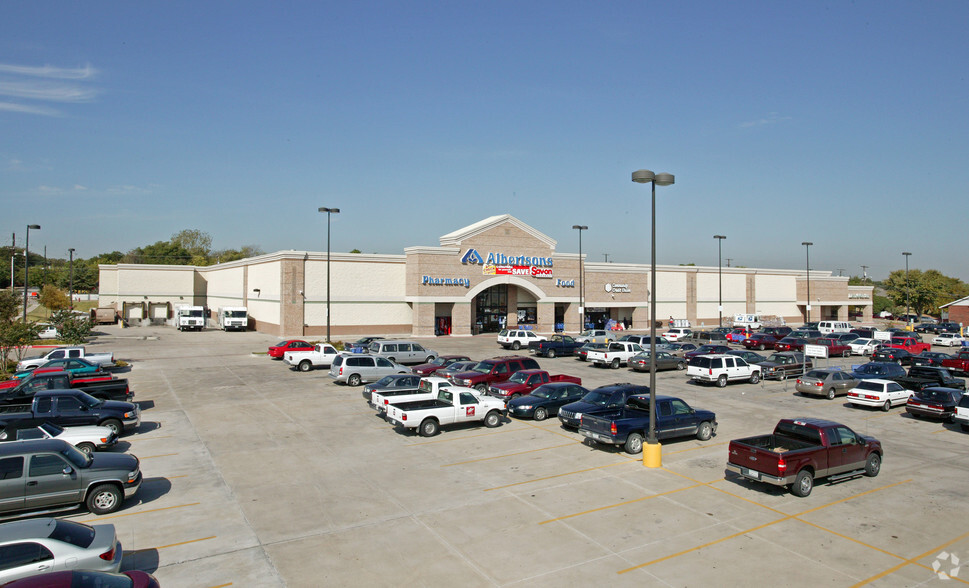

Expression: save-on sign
xmin=804 ymin=344 xmax=828 ymax=359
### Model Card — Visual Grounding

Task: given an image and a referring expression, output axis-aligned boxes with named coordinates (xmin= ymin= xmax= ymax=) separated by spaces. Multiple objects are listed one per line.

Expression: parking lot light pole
xmin=714 ymin=235 xmax=726 ymax=327
xmin=22 ymin=224 xmax=40 ymax=323
xmin=802 ymin=242 xmax=812 ymax=324
xmin=903 ymin=252 xmax=912 ymax=326
xmin=318 ymin=207 xmax=340 ymax=342
xmin=572 ymin=225 xmax=588 ymax=332
xmin=68 ymin=248 xmax=75 ymax=310
xmin=632 ymin=168 xmax=674 ymax=468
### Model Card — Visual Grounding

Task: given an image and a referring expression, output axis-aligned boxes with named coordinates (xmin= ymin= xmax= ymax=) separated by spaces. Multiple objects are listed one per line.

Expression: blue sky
xmin=3 ymin=1 xmax=968 ymax=281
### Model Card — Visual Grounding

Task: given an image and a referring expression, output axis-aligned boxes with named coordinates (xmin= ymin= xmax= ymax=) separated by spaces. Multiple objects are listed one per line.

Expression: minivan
xmin=328 ymin=354 xmax=409 ymax=386
xmin=818 ymin=321 xmax=851 ymax=335
xmin=367 ymin=340 xmax=438 ymax=365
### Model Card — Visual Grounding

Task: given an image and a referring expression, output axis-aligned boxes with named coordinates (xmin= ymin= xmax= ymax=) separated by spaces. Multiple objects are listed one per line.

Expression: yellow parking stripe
xmin=851 ymin=528 xmax=969 ymax=587
xmin=80 ymin=502 xmax=200 ymax=522
xmin=129 ymin=535 xmax=216 ymax=552
xmin=140 ymin=453 xmax=179 ymax=459
xmin=538 ymin=483 xmax=704 ymax=525
xmin=442 ymin=443 xmax=577 ymax=467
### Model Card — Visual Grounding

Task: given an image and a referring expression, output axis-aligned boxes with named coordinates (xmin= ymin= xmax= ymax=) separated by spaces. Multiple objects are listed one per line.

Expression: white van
xmin=218 ymin=306 xmax=248 ymax=331
xmin=818 ymin=321 xmax=851 ymax=335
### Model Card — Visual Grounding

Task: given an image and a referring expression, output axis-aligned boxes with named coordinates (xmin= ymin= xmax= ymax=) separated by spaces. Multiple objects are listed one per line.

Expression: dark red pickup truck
xmin=487 ymin=370 xmax=582 ymax=401
xmin=726 ymin=418 xmax=882 ymax=497
xmin=942 ymin=350 xmax=969 ymax=375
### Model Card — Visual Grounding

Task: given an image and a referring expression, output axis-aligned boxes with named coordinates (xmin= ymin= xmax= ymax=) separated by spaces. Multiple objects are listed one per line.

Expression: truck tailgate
xmin=728 ymin=440 xmax=786 ymax=479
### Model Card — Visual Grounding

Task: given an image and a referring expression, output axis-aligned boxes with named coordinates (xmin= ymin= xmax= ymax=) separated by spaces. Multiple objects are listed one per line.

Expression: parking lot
xmin=58 ymin=326 xmax=969 ymax=586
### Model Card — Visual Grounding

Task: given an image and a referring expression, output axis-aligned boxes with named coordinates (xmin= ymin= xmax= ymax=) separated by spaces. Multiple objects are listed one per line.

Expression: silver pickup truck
xmin=17 ymin=346 xmax=115 ymax=372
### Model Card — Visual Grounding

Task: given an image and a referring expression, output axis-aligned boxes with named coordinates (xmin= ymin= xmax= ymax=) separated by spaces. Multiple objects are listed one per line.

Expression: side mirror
xmin=62 ymin=466 xmax=73 ymax=475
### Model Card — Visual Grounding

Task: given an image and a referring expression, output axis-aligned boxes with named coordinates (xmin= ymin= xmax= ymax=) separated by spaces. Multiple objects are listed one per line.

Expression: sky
xmin=3 ymin=1 xmax=968 ymax=282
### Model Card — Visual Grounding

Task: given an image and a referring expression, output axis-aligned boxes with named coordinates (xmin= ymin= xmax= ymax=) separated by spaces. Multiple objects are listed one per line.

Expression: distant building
xmin=940 ymin=296 xmax=969 ymax=326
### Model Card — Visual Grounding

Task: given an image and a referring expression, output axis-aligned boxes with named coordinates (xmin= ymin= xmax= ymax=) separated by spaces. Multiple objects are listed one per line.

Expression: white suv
xmin=666 ymin=328 xmax=692 ymax=341
xmin=497 ymin=329 xmax=547 ymax=350
xmin=955 ymin=394 xmax=969 ymax=433
xmin=686 ymin=354 xmax=761 ymax=387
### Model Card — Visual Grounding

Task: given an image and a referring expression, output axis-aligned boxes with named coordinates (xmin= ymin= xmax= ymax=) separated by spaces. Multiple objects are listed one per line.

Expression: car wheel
xmin=546 ymin=349 xmax=556 ymax=358
xmin=896 ymin=359 xmax=903 ymax=365
xmin=86 ymin=483 xmax=122 ymax=514
xmin=826 ymin=388 xmax=836 ymax=400
xmin=510 ymin=393 xmax=521 ymax=401
xmin=475 ymin=384 xmax=488 ymax=393
xmin=100 ymin=419 xmax=122 ymax=436
xmin=791 ymin=470 xmax=814 ymax=497
xmin=779 ymin=373 xmax=787 ymax=381
xmin=717 ymin=374 xmax=728 ymax=388
xmin=534 ymin=407 xmax=548 ymax=421
xmin=865 ymin=453 xmax=881 ymax=477
xmin=960 ymin=424 xmax=969 ymax=432
xmin=76 ymin=442 xmax=95 ymax=455
xmin=696 ymin=421 xmax=713 ymax=441
xmin=843 ymin=350 xmax=850 ymax=358
xmin=611 ymin=358 xmax=621 ymax=369
xmin=484 ymin=411 xmax=501 ymax=428
xmin=624 ymin=432 xmax=644 ymax=454
xmin=749 ymin=372 xmax=760 ymax=384
xmin=299 ymin=361 xmax=312 ymax=372
xmin=676 ymin=361 xmax=685 ymax=370
xmin=512 ymin=341 xmax=521 ymax=350
xmin=419 ymin=418 xmax=440 ymax=437
xmin=758 ymin=344 xmax=766 ymax=351
xmin=347 ymin=374 xmax=362 ymax=386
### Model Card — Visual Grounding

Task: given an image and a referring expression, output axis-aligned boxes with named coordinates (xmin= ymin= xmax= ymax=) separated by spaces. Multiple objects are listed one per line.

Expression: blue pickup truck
xmin=578 ymin=395 xmax=718 ymax=454
xmin=528 ymin=334 xmax=585 ymax=358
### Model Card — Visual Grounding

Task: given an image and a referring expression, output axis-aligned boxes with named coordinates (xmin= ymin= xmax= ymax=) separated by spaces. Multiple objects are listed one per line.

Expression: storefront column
xmin=686 ymin=272 xmax=698 ymax=325
xmin=453 ymin=302 xmax=472 ymax=336
xmin=412 ymin=302 xmax=436 ymax=337
xmin=862 ymin=305 xmax=873 ymax=322
xmin=565 ymin=302 xmax=581 ymax=332
xmin=506 ymin=285 xmax=518 ymax=329
xmin=632 ymin=306 xmax=650 ymax=330
xmin=538 ymin=302 xmax=554 ymax=334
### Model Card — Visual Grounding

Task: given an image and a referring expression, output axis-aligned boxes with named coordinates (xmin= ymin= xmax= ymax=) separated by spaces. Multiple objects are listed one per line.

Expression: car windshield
xmin=48 ymin=519 xmax=96 ymax=548
xmin=60 ymin=443 xmax=93 ymax=468
xmin=273 ymin=341 xmax=288 ymax=347
xmin=472 ymin=362 xmax=497 ymax=374
xmin=856 ymin=381 xmax=882 ymax=392
xmin=507 ymin=372 xmax=529 ymax=384
xmin=920 ymin=389 xmax=955 ymax=402
xmin=580 ymin=390 xmax=615 ymax=406
xmin=76 ymin=391 xmax=103 ymax=408
xmin=39 ymin=422 xmax=64 ymax=436
xmin=530 ymin=387 xmax=553 ymax=399
xmin=804 ymin=370 xmax=829 ymax=379
xmin=428 ymin=357 xmax=448 ymax=366
xmin=374 ymin=376 xmax=395 ymax=386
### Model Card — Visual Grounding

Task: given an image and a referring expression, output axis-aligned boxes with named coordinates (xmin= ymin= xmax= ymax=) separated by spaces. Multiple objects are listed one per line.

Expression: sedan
xmin=666 ymin=342 xmax=698 ymax=357
xmin=725 ymin=329 xmax=750 ymax=343
xmin=795 ymin=369 xmax=859 ymax=399
xmin=727 ymin=350 xmax=766 ymax=365
xmin=2 ymin=571 xmax=160 ymax=588
xmin=436 ymin=361 xmax=478 ymax=378
xmin=411 ymin=355 xmax=472 ymax=376
xmin=0 ymin=518 xmax=122 ymax=583
xmin=871 ymin=347 xmax=915 ymax=365
xmin=852 ymin=361 xmax=907 ymax=381
xmin=361 ymin=374 xmax=422 ymax=402
xmin=742 ymin=333 xmax=778 ymax=351
xmin=629 ymin=351 xmax=685 ymax=372
xmin=268 ymin=339 xmax=314 ymax=359
xmin=933 ymin=333 xmax=965 ymax=347
xmin=912 ymin=351 xmax=954 ymax=368
xmin=684 ymin=344 xmax=731 ymax=360
xmin=506 ymin=382 xmax=589 ymax=421
xmin=847 ymin=379 xmax=914 ymax=411
xmin=849 ymin=338 xmax=881 ymax=356
xmin=906 ymin=387 xmax=966 ymax=422
xmin=774 ymin=337 xmax=808 ymax=352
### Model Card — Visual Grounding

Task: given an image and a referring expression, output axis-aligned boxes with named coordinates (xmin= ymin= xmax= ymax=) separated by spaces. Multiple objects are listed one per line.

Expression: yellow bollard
xmin=643 ymin=442 xmax=662 ymax=468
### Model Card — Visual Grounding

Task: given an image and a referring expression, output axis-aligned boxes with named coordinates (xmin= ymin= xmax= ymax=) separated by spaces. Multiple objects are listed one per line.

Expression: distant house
xmin=939 ymin=296 xmax=969 ymax=326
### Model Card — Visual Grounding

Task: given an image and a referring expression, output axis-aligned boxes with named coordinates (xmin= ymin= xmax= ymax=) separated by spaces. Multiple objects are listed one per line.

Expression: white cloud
xmin=35 ymin=185 xmax=64 ymax=195
xmin=0 ymin=62 xmax=99 ymax=116
xmin=73 ymin=184 xmax=88 ymax=191
xmin=0 ymin=81 xmax=98 ymax=102
xmin=739 ymin=112 xmax=792 ymax=128
xmin=0 ymin=63 xmax=97 ymax=79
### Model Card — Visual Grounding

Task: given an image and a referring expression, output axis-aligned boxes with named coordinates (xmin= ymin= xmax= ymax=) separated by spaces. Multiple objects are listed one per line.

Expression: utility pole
xmin=861 ymin=265 xmax=869 ymax=284
xmin=603 ymin=253 xmax=610 ymax=263
xmin=837 ymin=268 xmax=845 ymax=277
xmin=725 ymin=258 xmax=733 ymax=268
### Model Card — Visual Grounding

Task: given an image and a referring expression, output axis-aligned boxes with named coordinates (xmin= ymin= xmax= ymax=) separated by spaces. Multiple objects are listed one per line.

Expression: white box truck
xmin=218 ymin=306 xmax=248 ymax=331
xmin=176 ymin=305 xmax=206 ymax=331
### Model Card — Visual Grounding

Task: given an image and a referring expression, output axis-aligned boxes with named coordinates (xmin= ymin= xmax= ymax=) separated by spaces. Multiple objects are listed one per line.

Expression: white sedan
xmin=932 ymin=333 xmax=965 ymax=347
xmin=848 ymin=338 xmax=881 ymax=356
xmin=847 ymin=378 xmax=914 ymax=411
xmin=0 ymin=422 xmax=117 ymax=454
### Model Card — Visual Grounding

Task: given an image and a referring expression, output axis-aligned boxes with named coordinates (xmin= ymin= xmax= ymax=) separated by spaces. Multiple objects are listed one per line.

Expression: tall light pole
xmin=10 ymin=252 xmax=19 ymax=293
xmin=903 ymin=252 xmax=912 ymax=325
xmin=632 ymin=168 xmax=674 ymax=469
xmin=714 ymin=235 xmax=726 ymax=327
xmin=68 ymin=248 xmax=76 ymax=310
xmin=861 ymin=265 xmax=869 ymax=285
xmin=23 ymin=224 xmax=40 ymax=323
xmin=318 ymin=207 xmax=340 ymax=342
xmin=572 ymin=225 xmax=588 ymax=331
xmin=802 ymin=242 xmax=812 ymax=323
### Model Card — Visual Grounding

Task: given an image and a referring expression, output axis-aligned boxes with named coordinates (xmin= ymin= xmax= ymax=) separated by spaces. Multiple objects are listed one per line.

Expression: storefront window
xmin=476 ymin=285 xmax=508 ymax=333
xmin=517 ymin=307 xmax=536 ymax=324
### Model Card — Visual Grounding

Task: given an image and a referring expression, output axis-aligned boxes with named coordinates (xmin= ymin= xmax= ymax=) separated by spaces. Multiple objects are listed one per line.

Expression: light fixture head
xmin=714 ymin=235 xmax=726 ymax=240
xmin=27 ymin=224 xmax=40 ymax=230
xmin=654 ymin=173 xmax=675 ymax=186
xmin=801 ymin=241 xmax=813 ymax=246
xmin=572 ymin=225 xmax=588 ymax=230
xmin=631 ymin=169 xmax=654 ymax=183
xmin=318 ymin=207 xmax=340 ymax=214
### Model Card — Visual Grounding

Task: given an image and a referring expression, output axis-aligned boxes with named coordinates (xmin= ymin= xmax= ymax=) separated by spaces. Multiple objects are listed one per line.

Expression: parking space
xmin=62 ymin=326 xmax=969 ymax=586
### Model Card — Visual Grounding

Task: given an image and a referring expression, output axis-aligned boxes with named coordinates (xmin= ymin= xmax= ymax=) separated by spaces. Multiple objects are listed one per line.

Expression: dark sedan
xmin=436 ymin=361 xmax=478 ymax=378
xmin=629 ymin=351 xmax=685 ymax=372
xmin=361 ymin=374 xmax=422 ymax=401
xmin=506 ymin=382 xmax=589 ymax=421
xmin=774 ymin=337 xmax=808 ymax=352
xmin=684 ymin=344 xmax=731 ymax=360
xmin=727 ymin=350 xmax=766 ymax=365
xmin=852 ymin=361 xmax=907 ymax=380
xmin=742 ymin=333 xmax=779 ymax=351
xmin=411 ymin=355 xmax=472 ymax=376
xmin=912 ymin=351 xmax=954 ymax=368
xmin=762 ymin=326 xmax=793 ymax=338
xmin=871 ymin=347 xmax=915 ymax=365
xmin=906 ymin=387 xmax=965 ymax=422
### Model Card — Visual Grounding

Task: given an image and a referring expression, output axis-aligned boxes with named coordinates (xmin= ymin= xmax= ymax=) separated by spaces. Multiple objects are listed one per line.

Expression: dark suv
xmin=558 ymin=383 xmax=650 ymax=429
xmin=0 ymin=438 xmax=141 ymax=516
xmin=448 ymin=356 xmax=540 ymax=392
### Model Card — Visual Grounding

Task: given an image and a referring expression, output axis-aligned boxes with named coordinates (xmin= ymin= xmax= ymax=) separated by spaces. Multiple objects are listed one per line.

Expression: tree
xmin=125 ymin=240 xmax=193 ymax=265
xmin=49 ymin=309 xmax=93 ymax=345
xmin=0 ymin=321 xmax=38 ymax=371
xmin=0 ymin=291 xmax=19 ymax=323
xmin=38 ymin=285 xmax=70 ymax=315
xmin=171 ymin=229 xmax=212 ymax=258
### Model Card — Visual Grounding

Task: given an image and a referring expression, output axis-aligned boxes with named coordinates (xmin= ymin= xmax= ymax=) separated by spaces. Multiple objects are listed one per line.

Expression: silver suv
xmin=367 ymin=340 xmax=439 ymax=365
xmin=0 ymin=438 xmax=142 ymax=516
xmin=329 ymin=354 xmax=409 ymax=386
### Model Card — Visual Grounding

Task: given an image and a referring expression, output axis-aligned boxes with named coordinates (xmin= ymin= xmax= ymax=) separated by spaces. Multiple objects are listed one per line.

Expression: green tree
xmin=0 ymin=321 xmax=38 ymax=371
xmin=171 ymin=229 xmax=212 ymax=258
xmin=38 ymin=284 xmax=70 ymax=314
xmin=884 ymin=269 xmax=939 ymax=318
xmin=0 ymin=291 xmax=19 ymax=323
xmin=49 ymin=309 xmax=93 ymax=345
xmin=125 ymin=240 xmax=193 ymax=265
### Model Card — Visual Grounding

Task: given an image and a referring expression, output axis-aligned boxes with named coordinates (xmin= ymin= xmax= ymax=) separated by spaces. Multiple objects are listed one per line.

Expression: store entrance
xmin=475 ymin=284 xmax=508 ymax=334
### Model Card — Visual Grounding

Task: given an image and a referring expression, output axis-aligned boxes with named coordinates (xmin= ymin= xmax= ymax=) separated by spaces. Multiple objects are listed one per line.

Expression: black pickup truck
xmin=578 ymin=395 xmax=717 ymax=454
xmin=0 ymin=390 xmax=141 ymax=435
xmin=889 ymin=365 xmax=966 ymax=392
xmin=0 ymin=371 xmax=132 ymax=405
xmin=529 ymin=335 xmax=585 ymax=358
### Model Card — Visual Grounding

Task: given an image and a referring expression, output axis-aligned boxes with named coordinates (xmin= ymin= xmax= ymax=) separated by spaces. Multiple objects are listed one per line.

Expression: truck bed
xmin=390 ymin=399 xmax=452 ymax=412
xmin=731 ymin=433 xmax=816 ymax=453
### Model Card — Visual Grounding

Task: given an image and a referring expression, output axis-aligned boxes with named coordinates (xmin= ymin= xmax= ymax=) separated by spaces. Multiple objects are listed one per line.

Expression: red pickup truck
xmin=487 ymin=370 xmax=582 ymax=401
xmin=726 ymin=418 xmax=883 ymax=497
xmin=886 ymin=335 xmax=931 ymax=355
xmin=942 ymin=350 xmax=969 ymax=375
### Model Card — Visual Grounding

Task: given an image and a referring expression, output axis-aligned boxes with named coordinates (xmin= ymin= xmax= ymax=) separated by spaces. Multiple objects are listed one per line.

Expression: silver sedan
xmin=0 ymin=518 xmax=122 ymax=583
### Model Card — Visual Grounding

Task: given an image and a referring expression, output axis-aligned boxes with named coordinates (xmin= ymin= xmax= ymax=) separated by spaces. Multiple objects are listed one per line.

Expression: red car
xmin=742 ymin=333 xmax=779 ymax=351
xmin=268 ymin=339 xmax=314 ymax=359
xmin=2 ymin=570 xmax=159 ymax=588
xmin=814 ymin=337 xmax=851 ymax=358
xmin=774 ymin=337 xmax=808 ymax=352
xmin=411 ymin=355 xmax=472 ymax=376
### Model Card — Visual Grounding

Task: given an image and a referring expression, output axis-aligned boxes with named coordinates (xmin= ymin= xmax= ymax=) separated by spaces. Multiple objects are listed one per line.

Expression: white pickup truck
xmin=16 ymin=346 xmax=115 ymax=372
xmin=284 ymin=343 xmax=340 ymax=372
xmin=586 ymin=341 xmax=645 ymax=369
xmin=371 ymin=376 xmax=452 ymax=415
xmin=386 ymin=387 xmax=506 ymax=436
xmin=686 ymin=353 xmax=761 ymax=387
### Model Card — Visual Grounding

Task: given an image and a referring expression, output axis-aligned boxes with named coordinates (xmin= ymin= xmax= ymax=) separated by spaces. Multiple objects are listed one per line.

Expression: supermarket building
xmin=98 ymin=215 xmax=874 ymax=337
